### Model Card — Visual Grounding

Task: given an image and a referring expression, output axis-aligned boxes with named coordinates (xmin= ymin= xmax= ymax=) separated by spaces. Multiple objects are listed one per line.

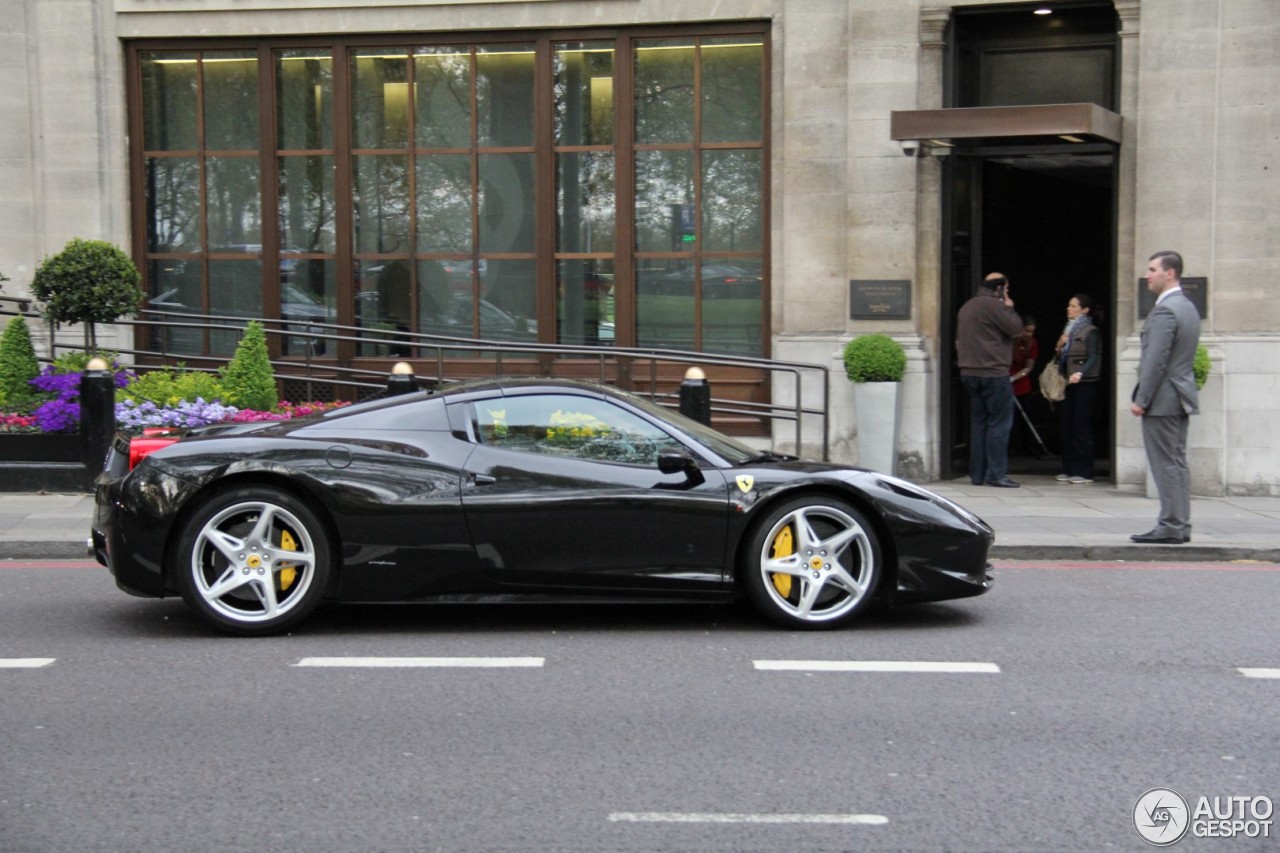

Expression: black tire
xmin=175 ymin=486 xmax=332 ymax=636
xmin=741 ymin=495 xmax=881 ymax=629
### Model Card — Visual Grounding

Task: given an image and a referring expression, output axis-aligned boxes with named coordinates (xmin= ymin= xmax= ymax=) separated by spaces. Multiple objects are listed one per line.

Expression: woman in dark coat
xmin=1054 ymin=293 xmax=1101 ymax=484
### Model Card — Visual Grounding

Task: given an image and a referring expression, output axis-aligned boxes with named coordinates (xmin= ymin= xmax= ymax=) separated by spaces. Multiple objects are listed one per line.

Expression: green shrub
xmin=123 ymin=365 xmax=226 ymax=407
xmin=843 ymin=334 xmax=907 ymax=383
xmin=52 ymin=349 xmax=118 ymax=374
xmin=219 ymin=321 xmax=278 ymax=411
xmin=30 ymin=239 xmax=142 ymax=353
xmin=1194 ymin=344 xmax=1210 ymax=390
xmin=0 ymin=316 xmax=41 ymax=404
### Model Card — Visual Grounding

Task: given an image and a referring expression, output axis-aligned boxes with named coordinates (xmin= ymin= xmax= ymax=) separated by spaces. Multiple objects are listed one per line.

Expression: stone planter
xmin=0 ymin=433 xmax=81 ymax=463
xmin=853 ymin=381 xmax=901 ymax=475
xmin=0 ymin=433 xmax=90 ymax=492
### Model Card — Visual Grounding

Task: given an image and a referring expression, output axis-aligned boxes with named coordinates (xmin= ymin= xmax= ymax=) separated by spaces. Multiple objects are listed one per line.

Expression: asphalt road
xmin=2 ymin=559 xmax=1278 ymax=853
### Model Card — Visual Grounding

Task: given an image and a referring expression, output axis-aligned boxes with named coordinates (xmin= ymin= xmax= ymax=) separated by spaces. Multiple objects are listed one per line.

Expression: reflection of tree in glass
xmin=354 ymin=155 xmax=411 ymax=254
xmin=415 ymin=50 xmax=471 ymax=149
xmin=416 ymin=155 xmax=472 ymax=253
xmin=700 ymin=42 xmax=763 ymax=143
xmin=635 ymin=151 xmax=693 ymax=253
xmin=204 ymin=55 xmax=259 ymax=151
xmin=633 ymin=40 xmax=695 ymax=144
xmin=207 ymin=157 xmax=262 ymax=247
xmin=553 ymin=43 xmax=615 ymax=146
xmin=279 ymin=156 xmax=335 ymax=254
xmin=701 ymin=150 xmax=762 ymax=252
xmin=147 ymin=158 xmax=201 ymax=251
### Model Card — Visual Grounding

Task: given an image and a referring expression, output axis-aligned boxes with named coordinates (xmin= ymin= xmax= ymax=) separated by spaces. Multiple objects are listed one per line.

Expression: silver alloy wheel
xmin=189 ymin=499 xmax=318 ymax=625
xmin=757 ymin=504 xmax=875 ymax=624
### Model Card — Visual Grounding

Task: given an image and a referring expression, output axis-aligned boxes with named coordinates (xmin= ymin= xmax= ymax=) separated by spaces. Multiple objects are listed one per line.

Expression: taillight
xmin=129 ymin=436 xmax=180 ymax=470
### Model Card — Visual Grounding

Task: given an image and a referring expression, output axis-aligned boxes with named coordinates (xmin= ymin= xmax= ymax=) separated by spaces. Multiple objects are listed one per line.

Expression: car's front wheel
xmin=742 ymin=495 xmax=881 ymax=629
xmin=175 ymin=486 xmax=331 ymax=636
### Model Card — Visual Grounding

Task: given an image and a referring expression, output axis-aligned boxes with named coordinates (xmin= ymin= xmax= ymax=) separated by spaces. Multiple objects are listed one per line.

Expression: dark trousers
xmin=1059 ymin=380 xmax=1099 ymax=479
xmin=962 ymin=375 xmax=1014 ymax=484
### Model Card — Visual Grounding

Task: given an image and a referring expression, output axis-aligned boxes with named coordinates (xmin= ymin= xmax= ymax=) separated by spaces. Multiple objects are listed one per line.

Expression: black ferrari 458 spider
xmin=91 ymin=378 xmax=993 ymax=635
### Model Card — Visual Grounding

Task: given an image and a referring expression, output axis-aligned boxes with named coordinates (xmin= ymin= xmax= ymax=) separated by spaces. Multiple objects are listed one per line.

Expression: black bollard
xmin=385 ymin=361 xmax=418 ymax=396
xmin=678 ymin=366 xmax=712 ymax=426
xmin=80 ymin=357 xmax=116 ymax=478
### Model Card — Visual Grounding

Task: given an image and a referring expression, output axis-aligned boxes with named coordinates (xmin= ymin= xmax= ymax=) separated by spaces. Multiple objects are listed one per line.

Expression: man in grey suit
xmin=1130 ymin=250 xmax=1201 ymax=544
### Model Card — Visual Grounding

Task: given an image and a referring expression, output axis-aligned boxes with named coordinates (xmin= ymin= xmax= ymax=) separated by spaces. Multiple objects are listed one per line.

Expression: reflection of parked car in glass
xmin=149 ymin=284 xmax=335 ymax=354
xmin=420 ymin=293 xmax=537 ymax=341
xmin=645 ymin=263 xmax=763 ymax=299
xmin=438 ymin=259 xmax=488 ymax=290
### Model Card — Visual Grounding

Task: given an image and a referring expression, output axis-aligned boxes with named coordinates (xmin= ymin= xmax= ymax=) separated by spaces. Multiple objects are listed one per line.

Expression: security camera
xmin=900 ymin=140 xmax=920 ymax=156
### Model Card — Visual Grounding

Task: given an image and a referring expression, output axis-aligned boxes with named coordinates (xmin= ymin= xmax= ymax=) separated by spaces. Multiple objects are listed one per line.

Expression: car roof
xmin=435 ymin=376 xmax=619 ymax=401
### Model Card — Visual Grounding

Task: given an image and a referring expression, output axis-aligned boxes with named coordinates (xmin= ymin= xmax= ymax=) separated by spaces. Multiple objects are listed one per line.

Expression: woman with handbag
xmin=1054 ymin=293 xmax=1102 ymax=484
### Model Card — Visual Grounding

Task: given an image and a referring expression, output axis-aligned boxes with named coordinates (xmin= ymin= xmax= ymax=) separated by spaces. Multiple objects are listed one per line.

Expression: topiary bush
xmin=0 ymin=316 xmax=41 ymax=405
xmin=219 ymin=321 xmax=278 ymax=411
xmin=843 ymin=334 xmax=907 ymax=383
xmin=30 ymin=239 xmax=142 ymax=354
xmin=1193 ymin=344 xmax=1210 ymax=390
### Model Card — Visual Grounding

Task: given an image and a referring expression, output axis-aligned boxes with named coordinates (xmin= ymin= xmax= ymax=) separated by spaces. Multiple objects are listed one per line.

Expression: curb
xmin=988 ymin=544 xmax=1280 ymax=563
xmin=3 ymin=542 xmax=93 ymax=560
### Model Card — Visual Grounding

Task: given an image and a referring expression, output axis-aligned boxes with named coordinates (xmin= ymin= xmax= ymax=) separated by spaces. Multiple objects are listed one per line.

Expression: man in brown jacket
xmin=956 ymin=272 xmax=1025 ymax=487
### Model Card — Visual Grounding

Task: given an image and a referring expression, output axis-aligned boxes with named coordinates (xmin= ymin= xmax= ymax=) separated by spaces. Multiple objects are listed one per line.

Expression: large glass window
xmin=140 ymin=50 xmax=263 ymax=357
xmin=131 ymin=27 xmax=766 ymax=362
xmin=633 ymin=35 xmax=765 ymax=356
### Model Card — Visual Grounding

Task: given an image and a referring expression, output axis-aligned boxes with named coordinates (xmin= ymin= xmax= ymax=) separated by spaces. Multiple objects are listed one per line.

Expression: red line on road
xmin=0 ymin=560 xmax=99 ymax=569
xmin=995 ymin=560 xmax=1280 ymax=572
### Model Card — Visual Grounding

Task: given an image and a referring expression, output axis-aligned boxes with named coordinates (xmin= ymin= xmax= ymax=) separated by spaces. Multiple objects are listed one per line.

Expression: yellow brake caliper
xmin=278 ymin=529 xmax=298 ymax=591
xmin=770 ymin=525 xmax=794 ymax=597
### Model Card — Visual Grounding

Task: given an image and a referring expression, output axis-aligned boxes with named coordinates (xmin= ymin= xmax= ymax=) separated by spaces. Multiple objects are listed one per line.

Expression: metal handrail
xmin=0 ymin=295 xmax=34 ymax=313
xmin=1 ymin=305 xmax=830 ymax=459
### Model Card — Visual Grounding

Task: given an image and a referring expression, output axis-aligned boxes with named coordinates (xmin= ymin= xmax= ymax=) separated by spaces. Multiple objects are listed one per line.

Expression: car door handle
xmin=471 ymin=474 xmax=496 ymax=486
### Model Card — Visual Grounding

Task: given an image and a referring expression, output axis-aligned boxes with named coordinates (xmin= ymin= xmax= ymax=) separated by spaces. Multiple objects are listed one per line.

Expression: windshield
xmin=624 ymin=392 xmax=758 ymax=464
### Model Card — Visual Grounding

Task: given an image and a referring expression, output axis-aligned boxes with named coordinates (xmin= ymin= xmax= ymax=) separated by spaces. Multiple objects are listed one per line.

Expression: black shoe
xmin=1130 ymin=530 xmax=1185 ymax=544
xmin=986 ymin=478 xmax=1020 ymax=488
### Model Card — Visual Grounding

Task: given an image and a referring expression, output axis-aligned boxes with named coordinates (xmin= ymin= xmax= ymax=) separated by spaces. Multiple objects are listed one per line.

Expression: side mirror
xmin=657 ymin=448 xmax=704 ymax=486
xmin=658 ymin=448 xmax=698 ymax=475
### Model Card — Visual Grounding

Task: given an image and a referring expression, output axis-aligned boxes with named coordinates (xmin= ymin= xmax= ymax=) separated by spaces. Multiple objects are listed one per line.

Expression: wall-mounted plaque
xmin=1138 ymin=276 xmax=1206 ymax=319
xmin=850 ymin=279 xmax=911 ymax=319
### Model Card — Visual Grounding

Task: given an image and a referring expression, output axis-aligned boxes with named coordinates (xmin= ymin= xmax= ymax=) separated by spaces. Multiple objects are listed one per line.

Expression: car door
xmin=455 ymin=390 xmax=730 ymax=592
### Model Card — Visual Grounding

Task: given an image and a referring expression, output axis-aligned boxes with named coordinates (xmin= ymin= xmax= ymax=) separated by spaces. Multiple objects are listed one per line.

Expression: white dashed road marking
xmin=609 ymin=812 xmax=889 ymax=825
xmin=0 ymin=658 xmax=56 ymax=668
xmin=754 ymin=660 xmax=1000 ymax=674
xmin=293 ymin=656 xmax=545 ymax=668
xmin=1239 ymin=668 xmax=1280 ymax=679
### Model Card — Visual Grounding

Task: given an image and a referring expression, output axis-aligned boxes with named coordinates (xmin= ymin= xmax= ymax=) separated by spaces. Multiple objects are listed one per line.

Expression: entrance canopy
xmin=890 ymin=103 xmax=1122 ymax=149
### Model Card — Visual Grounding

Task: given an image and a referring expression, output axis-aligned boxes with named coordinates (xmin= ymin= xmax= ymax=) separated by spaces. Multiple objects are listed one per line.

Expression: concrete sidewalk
xmin=2 ymin=476 xmax=1279 ymax=562
xmin=927 ymin=476 xmax=1280 ymax=562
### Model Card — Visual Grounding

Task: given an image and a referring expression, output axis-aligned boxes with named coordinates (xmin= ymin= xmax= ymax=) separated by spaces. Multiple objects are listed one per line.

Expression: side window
xmin=475 ymin=394 xmax=681 ymax=466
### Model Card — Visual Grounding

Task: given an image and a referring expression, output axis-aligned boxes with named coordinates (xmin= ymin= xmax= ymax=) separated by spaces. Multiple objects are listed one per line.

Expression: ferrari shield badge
xmin=736 ymin=475 xmax=754 ymax=494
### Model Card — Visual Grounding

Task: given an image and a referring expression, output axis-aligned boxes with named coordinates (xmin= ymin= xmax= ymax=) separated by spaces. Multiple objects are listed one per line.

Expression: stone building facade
xmin=1 ymin=0 xmax=1276 ymax=495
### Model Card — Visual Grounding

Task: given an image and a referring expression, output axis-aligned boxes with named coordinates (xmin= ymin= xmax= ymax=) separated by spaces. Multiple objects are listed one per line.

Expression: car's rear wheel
xmin=742 ymin=495 xmax=880 ymax=629
xmin=176 ymin=486 xmax=331 ymax=636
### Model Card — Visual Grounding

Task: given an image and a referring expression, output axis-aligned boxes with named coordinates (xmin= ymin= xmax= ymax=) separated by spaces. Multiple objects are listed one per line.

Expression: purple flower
xmin=115 ymin=397 xmax=240 ymax=430
xmin=33 ymin=399 xmax=81 ymax=433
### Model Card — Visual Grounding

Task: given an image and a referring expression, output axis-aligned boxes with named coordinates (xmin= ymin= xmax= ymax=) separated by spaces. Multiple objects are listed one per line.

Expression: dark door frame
xmin=938 ymin=142 xmax=1118 ymax=482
